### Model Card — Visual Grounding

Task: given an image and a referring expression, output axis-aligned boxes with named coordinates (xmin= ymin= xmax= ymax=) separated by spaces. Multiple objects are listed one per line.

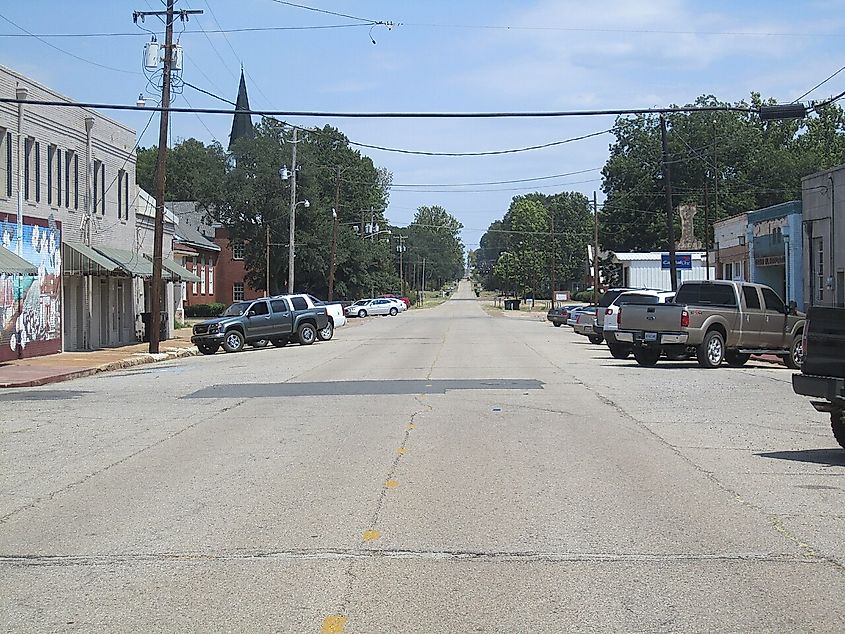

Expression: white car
xmin=383 ymin=297 xmax=406 ymax=312
xmin=345 ymin=298 xmax=400 ymax=317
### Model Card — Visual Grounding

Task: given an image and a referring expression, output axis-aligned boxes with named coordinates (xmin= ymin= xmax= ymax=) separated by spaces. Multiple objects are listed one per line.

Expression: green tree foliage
xmin=600 ymin=94 xmax=845 ymax=253
xmin=204 ymin=118 xmax=397 ymax=298
xmin=477 ymin=192 xmax=593 ymax=294
xmin=136 ymin=138 xmax=227 ymax=202
xmin=402 ymin=205 xmax=465 ymax=290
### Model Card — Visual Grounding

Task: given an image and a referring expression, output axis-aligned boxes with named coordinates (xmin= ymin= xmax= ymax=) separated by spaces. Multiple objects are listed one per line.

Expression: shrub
xmin=185 ymin=303 xmax=226 ymax=318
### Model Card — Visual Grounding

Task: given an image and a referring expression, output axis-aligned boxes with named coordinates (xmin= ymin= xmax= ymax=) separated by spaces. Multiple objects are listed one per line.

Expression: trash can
xmin=504 ymin=299 xmax=521 ymax=310
xmin=141 ymin=312 xmax=169 ymax=342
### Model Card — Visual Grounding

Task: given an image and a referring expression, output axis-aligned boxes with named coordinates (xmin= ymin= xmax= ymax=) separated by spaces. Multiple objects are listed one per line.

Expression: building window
xmin=200 ymin=256 xmax=207 ymax=295
xmin=99 ymin=161 xmax=105 ymax=214
xmin=3 ymin=131 xmax=10 ymax=197
xmin=93 ymin=159 xmax=99 ymax=212
xmin=47 ymin=145 xmax=55 ymax=205
xmin=124 ymin=171 xmax=129 ymax=219
xmin=24 ymin=137 xmax=33 ymax=201
xmin=232 ymin=241 xmax=245 ymax=260
xmin=74 ymin=153 xmax=79 ymax=210
xmin=233 ymin=281 xmax=244 ymax=301
xmin=191 ymin=257 xmax=198 ymax=295
xmin=34 ymin=141 xmax=40 ymax=203
xmin=208 ymin=259 xmax=214 ymax=296
xmin=117 ymin=169 xmax=122 ymax=218
xmin=64 ymin=151 xmax=72 ymax=208
xmin=816 ymin=238 xmax=825 ymax=302
xmin=56 ymin=148 xmax=62 ymax=206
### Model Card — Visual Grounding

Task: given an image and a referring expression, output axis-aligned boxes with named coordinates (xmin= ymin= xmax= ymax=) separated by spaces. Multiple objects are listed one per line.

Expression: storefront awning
xmin=63 ymin=241 xmax=123 ymax=276
xmin=144 ymin=254 xmax=200 ymax=283
xmin=94 ymin=246 xmax=172 ymax=279
xmin=0 ymin=245 xmax=37 ymax=275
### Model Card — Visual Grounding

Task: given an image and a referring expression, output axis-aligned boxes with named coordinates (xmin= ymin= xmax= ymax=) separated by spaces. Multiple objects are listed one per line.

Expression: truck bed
xmin=801 ymin=307 xmax=845 ymax=379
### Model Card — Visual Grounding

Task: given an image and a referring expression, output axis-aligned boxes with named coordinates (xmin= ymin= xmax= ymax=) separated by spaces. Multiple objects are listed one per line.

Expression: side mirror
xmin=247 ymin=309 xmax=256 ymax=317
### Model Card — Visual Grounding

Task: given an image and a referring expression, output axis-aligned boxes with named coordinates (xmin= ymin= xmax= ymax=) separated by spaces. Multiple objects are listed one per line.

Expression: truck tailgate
xmin=802 ymin=307 xmax=845 ymax=378
xmin=618 ymin=304 xmax=685 ymax=333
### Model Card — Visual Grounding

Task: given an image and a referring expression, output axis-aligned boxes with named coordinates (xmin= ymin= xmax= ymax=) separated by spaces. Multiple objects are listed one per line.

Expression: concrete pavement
xmin=1 ymin=280 xmax=843 ymax=632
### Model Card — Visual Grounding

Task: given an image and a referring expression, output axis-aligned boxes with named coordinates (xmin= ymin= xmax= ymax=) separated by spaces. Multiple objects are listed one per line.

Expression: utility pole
xmin=396 ymin=235 xmax=407 ymax=297
xmin=420 ymin=257 xmax=426 ymax=307
xmin=265 ymin=224 xmax=270 ymax=296
xmin=550 ymin=210 xmax=556 ymax=308
xmin=660 ymin=114 xmax=679 ymax=291
xmin=134 ymin=2 xmax=202 ymax=354
xmin=287 ymin=127 xmax=298 ymax=294
xmin=593 ymin=192 xmax=599 ymax=306
xmin=328 ymin=166 xmax=341 ymax=300
xmin=704 ymin=181 xmax=710 ymax=280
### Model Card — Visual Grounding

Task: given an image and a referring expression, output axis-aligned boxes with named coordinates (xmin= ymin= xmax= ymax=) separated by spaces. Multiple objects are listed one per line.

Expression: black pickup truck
xmin=191 ymin=296 xmax=329 ymax=355
xmin=792 ymin=307 xmax=845 ymax=448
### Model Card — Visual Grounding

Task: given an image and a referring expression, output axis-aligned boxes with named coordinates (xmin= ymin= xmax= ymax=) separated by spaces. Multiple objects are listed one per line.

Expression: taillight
xmin=605 ymin=308 xmax=613 ymax=315
xmin=681 ymin=310 xmax=689 ymax=328
xmin=616 ymin=306 xmax=622 ymax=324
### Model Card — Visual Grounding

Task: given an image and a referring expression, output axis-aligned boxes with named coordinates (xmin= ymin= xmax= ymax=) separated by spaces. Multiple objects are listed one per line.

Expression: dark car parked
xmin=547 ymin=304 xmax=581 ymax=327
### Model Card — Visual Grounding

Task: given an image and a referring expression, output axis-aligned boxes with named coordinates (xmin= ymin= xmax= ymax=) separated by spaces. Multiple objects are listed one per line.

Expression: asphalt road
xmin=2 ymin=280 xmax=844 ymax=633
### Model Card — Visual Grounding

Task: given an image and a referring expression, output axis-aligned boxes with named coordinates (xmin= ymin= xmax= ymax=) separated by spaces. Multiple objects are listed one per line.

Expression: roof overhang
xmin=0 ymin=245 xmax=38 ymax=275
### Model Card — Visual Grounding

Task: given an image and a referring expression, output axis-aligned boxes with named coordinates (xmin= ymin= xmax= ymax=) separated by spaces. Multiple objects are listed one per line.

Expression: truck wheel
xmin=553 ymin=322 xmax=562 ymax=327
xmin=358 ymin=309 xmax=367 ymax=318
xmin=317 ymin=321 xmax=334 ymax=341
xmin=725 ymin=351 xmax=750 ymax=367
xmin=389 ymin=307 xmax=398 ymax=316
xmin=696 ymin=330 xmax=725 ymax=368
xmin=271 ymin=337 xmax=289 ymax=348
xmin=783 ymin=335 xmax=804 ymax=370
xmin=297 ymin=322 xmax=317 ymax=346
xmin=633 ymin=347 xmax=660 ymax=367
xmin=222 ymin=330 xmax=244 ymax=353
xmin=198 ymin=343 xmax=219 ymax=355
xmin=608 ymin=344 xmax=630 ymax=360
xmin=588 ymin=334 xmax=604 ymax=345
xmin=832 ymin=410 xmax=845 ymax=450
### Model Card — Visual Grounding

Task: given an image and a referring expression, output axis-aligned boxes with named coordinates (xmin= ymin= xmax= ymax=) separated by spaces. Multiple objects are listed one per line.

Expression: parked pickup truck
xmin=191 ymin=295 xmax=329 ymax=354
xmin=615 ymin=280 xmax=805 ymax=369
xmin=792 ymin=307 xmax=845 ymax=449
xmin=287 ymin=294 xmax=346 ymax=341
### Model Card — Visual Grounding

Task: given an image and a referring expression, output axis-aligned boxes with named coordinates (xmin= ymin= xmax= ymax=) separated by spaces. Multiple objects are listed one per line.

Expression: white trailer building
xmin=612 ymin=251 xmax=715 ymax=291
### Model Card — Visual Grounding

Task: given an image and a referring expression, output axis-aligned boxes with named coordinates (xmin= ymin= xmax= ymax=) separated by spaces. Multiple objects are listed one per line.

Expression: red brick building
xmin=212 ymin=227 xmax=262 ymax=305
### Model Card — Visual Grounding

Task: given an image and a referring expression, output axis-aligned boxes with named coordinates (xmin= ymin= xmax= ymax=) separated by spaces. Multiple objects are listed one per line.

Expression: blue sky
xmin=2 ymin=0 xmax=844 ymax=251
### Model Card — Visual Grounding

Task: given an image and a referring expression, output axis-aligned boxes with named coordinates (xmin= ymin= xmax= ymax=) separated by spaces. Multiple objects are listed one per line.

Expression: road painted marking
xmin=398 ymin=447 xmax=408 ymax=455
xmin=385 ymin=480 xmax=400 ymax=489
xmin=407 ymin=423 xmax=416 ymax=430
xmin=321 ymin=615 xmax=347 ymax=633
xmin=362 ymin=530 xmax=381 ymax=542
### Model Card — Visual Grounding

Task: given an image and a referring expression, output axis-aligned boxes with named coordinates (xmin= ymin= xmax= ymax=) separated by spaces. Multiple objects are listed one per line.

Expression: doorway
xmin=838 ymin=270 xmax=844 ymax=308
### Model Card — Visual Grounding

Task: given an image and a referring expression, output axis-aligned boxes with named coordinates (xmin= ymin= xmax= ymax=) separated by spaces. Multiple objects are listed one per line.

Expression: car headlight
xmin=208 ymin=324 xmax=220 ymax=334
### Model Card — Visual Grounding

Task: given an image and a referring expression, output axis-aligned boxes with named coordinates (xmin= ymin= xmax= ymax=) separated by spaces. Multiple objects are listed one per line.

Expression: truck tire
xmin=783 ymin=334 xmax=804 ymax=370
xmin=317 ymin=321 xmax=334 ymax=341
xmin=608 ymin=344 xmax=630 ymax=359
xmin=222 ymin=330 xmax=245 ymax=353
xmin=553 ymin=322 xmax=562 ymax=327
xmin=588 ymin=334 xmax=604 ymax=345
xmin=271 ymin=337 xmax=289 ymax=348
xmin=297 ymin=322 xmax=317 ymax=346
xmin=725 ymin=351 xmax=750 ymax=367
xmin=696 ymin=330 xmax=725 ymax=368
xmin=832 ymin=410 xmax=845 ymax=450
xmin=198 ymin=343 xmax=219 ymax=355
xmin=633 ymin=347 xmax=660 ymax=367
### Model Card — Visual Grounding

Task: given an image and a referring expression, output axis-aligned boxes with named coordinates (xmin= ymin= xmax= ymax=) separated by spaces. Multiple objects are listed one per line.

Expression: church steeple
xmin=229 ymin=68 xmax=254 ymax=150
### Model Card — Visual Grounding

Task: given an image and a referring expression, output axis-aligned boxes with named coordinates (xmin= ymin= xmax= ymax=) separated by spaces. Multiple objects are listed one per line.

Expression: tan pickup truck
xmin=615 ymin=280 xmax=805 ymax=369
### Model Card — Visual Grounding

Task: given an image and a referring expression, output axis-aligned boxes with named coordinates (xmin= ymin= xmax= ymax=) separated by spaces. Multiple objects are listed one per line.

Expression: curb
xmin=0 ymin=346 xmax=199 ymax=388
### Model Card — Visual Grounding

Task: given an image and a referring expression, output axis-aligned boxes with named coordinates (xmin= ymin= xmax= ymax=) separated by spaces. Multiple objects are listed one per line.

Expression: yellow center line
xmin=321 ymin=615 xmax=347 ymax=633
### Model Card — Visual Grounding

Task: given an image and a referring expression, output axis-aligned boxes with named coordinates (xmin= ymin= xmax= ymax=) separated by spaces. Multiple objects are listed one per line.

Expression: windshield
xmin=599 ymin=290 xmax=625 ymax=307
xmin=221 ymin=302 xmax=251 ymax=316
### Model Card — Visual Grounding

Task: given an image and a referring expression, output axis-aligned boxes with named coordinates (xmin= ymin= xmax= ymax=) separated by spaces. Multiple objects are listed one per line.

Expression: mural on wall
xmin=0 ymin=215 xmax=62 ymax=360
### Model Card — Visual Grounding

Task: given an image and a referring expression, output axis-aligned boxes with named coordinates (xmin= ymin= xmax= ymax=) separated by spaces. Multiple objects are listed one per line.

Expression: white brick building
xmin=0 ymin=64 xmax=178 ymax=358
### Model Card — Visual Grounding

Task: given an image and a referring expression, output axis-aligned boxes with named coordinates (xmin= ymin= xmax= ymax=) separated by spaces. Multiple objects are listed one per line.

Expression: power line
xmin=386 ymin=167 xmax=602 ymax=188
xmin=0 ymin=24 xmax=371 ymax=38
xmin=0 ymin=11 xmax=139 ymax=75
xmin=0 ymin=96 xmax=757 ymax=119
xmin=267 ymin=0 xmax=389 ymax=25
xmin=794 ymin=62 xmax=845 ymax=103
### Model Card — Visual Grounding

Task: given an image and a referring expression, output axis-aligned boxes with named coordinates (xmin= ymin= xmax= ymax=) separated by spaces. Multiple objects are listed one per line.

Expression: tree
xmin=600 ymin=94 xmax=845 ymax=254
xmin=136 ymin=138 xmax=227 ymax=202
xmin=207 ymin=118 xmax=396 ymax=298
xmin=402 ymin=206 xmax=465 ymax=290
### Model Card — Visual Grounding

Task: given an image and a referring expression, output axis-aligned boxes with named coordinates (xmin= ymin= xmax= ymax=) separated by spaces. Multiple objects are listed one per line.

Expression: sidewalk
xmin=0 ymin=327 xmax=198 ymax=388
